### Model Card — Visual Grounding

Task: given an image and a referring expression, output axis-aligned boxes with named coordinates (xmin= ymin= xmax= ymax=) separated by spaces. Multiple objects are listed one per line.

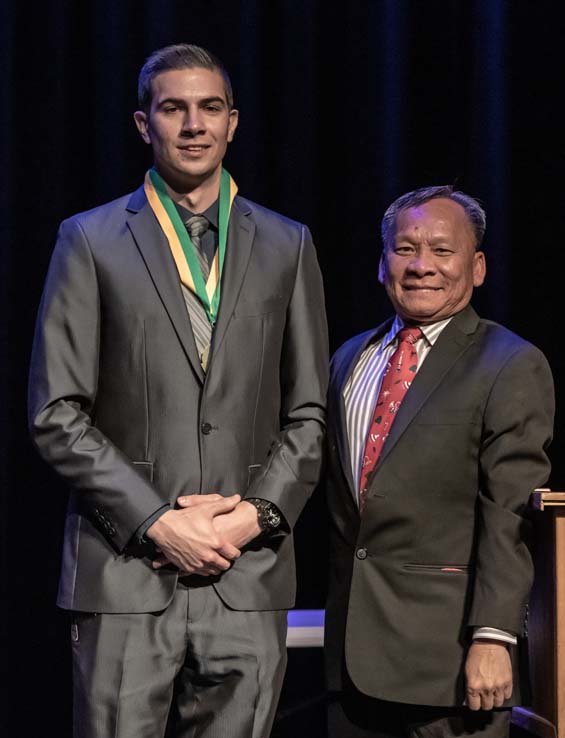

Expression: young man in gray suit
xmin=325 ymin=187 xmax=553 ymax=738
xmin=29 ymin=43 xmax=328 ymax=738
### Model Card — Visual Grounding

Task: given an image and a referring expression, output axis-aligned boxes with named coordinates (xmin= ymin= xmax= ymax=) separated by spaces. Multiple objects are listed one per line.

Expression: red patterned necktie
xmin=359 ymin=327 xmax=423 ymax=510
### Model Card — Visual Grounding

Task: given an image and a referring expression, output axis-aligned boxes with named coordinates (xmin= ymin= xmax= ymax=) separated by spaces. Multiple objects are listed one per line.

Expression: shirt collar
xmin=174 ymin=198 xmax=219 ymax=230
xmin=381 ymin=315 xmax=453 ymax=350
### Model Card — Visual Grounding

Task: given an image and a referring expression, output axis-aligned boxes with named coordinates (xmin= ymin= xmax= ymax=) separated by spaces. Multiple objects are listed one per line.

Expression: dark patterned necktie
xmin=186 ymin=215 xmax=210 ymax=280
xmin=183 ymin=215 xmax=212 ymax=369
xmin=359 ymin=327 xmax=423 ymax=510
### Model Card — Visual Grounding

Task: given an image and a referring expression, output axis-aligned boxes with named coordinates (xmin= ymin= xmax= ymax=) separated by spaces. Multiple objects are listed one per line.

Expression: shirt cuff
xmin=134 ymin=504 xmax=171 ymax=545
xmin=472 ymin=626 xmax=517 ymax=646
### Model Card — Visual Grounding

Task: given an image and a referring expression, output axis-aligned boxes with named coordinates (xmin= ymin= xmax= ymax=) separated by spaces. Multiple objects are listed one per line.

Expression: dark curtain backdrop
xmin=2 ymin=1 xmax=564 ymax=734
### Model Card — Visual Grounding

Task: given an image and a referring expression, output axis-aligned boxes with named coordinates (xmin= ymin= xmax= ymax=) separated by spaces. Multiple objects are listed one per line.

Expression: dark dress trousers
xmin=325 ymin=305 xmax=554 ymax=708
xmin=28 ymin=185 xmax=329 ymax=735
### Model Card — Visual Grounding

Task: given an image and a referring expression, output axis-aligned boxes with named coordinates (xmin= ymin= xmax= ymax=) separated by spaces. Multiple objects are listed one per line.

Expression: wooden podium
xmin=513 ymin=490 xmax=565 ymax=738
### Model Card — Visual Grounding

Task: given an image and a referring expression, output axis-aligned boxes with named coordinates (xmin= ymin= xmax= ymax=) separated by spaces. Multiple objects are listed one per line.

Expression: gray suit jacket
xmin=29 ymin=185 xmax=329 ymax=613
xmin=324 ymin=305 xmax=554 ymax=706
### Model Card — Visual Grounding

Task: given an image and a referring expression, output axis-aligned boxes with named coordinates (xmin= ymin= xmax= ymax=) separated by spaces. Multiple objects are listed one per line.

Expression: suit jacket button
xmin=201 ymin=422 xmax=212 ymax=435
xmin=356 ymin=547 xmax=367 ymax=560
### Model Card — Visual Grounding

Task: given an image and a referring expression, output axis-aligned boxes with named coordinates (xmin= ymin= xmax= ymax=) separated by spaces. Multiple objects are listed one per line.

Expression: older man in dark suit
xmin=28 ymin=43 xmax=328 ymax=738
xmin=325 ymin=186 xmax=553 ymax=738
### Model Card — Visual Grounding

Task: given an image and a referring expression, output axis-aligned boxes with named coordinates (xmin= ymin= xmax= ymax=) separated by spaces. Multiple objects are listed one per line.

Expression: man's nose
xmin=182 ymin=107 xmax=205 ymax=134
xmin=407 ymin=253 xmax=436 ymax=275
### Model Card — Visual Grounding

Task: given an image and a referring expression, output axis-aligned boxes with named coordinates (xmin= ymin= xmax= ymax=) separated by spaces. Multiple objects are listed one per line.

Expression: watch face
xmin=260 ymin=503 xmax=278 ymax=529
xmin=264 ymin=506 xmax=281 ymax=529
xmin=248 ymin=499 xmax=281 ymax=530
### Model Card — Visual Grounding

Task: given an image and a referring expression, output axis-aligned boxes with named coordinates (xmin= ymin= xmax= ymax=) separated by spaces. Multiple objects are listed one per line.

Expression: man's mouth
xmin=402 ymin=285 xmax=442 ymax=291
xmin=178 ymin=144 xmax=210 ymax=153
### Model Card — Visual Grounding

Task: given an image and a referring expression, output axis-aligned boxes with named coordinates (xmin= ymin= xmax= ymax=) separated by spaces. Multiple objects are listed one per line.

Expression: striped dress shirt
xmin=344 ymin=315 xmax=450 ymax=496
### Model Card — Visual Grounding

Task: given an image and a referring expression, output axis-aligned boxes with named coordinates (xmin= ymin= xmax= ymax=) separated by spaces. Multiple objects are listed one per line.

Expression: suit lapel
xmin=208 ymin=196 xmax=255 ymax=360
xmin=332 ymin=322 xmax=392 ymax=497
xmin=372 ymin=305 xmax=480 ymax=475
xmin=126 ymin=186 xmax=205 ymax=383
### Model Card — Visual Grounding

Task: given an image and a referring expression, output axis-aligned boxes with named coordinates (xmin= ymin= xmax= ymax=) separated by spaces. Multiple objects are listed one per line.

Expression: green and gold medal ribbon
xmin=144 ymin=167 xmax=238 ymax=326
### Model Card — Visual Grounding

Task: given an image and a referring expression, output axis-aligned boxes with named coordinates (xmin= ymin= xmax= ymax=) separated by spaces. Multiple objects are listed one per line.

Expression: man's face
xmin=134 ymin=67 xmax=238 ymax=190
xmin=378 ymin=198 xmax=486 ymax=324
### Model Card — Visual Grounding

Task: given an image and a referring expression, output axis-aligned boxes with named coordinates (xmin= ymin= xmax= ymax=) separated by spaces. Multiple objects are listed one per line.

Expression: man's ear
xmin=472 ymin=250 xmax=487 ymax=287
xmin=133 ymin=111 xmax=151 ymax=144
xmin=227 ymin=108 xmax=239 ymax=142
xmin=378 ymin=252 xmax=386 ymax=286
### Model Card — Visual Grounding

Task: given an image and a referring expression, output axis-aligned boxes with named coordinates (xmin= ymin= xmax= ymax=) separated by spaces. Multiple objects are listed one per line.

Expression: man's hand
xmin=147 ymin=494 xmax=241 ymax=576
xmin=465 ymin=640 xmax=513 ymax=710
xmin=177 ymin=495 xmax=263 ymax=549
xmin=212 ymin=500 xmax=263 ymax=549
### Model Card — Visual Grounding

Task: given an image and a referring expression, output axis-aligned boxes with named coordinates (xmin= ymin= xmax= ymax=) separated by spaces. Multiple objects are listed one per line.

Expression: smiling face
xmin=134 ymin=67 xmax=238 ymax=194
xmin=378 ymin=198 xmax=486 ymax=324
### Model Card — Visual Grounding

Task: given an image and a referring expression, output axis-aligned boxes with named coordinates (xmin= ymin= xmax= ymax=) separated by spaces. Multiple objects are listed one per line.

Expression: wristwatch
xmin=246 ymin=498 xmax=282 ymax=532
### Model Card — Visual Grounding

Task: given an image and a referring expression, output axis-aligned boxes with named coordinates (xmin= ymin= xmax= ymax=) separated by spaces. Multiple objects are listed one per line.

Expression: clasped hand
xmin=147 ymin=494 xmax=261 ymax=577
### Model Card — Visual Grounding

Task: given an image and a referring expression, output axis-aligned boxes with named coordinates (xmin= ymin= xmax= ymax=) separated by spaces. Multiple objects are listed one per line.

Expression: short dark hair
xmin=381 ymin=186 xmax=486 ymax=250
xmin=137 ymin=43 xmax=234 ymax=112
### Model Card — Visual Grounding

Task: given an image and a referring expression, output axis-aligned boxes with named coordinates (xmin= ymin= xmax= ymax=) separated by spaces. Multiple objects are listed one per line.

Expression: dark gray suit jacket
xmin=325 ymin=305 xmax=553 ymax=706
xmin=29 ymin=185 xmax=329 ymax=613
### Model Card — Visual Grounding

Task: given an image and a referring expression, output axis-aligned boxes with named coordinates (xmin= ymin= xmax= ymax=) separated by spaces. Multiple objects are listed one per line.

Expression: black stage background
xmin=1 ymin=1 xmax=564 ymax=734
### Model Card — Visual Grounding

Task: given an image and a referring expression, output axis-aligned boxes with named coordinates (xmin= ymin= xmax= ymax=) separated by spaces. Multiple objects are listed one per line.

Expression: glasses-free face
xmin=134 ymin=67 xmax=238 ymax=193
xmin=379 ymin=198 xmax=486 ymax=324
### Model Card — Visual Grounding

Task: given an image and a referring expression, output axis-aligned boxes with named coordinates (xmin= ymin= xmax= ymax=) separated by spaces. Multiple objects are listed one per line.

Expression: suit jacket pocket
xmin=403 ymin=563 xmax=469 ymax=573
xmin=247 ymin=463 xmax=262 ymax=489
xmin=133 ymin=461 xmax=154 ymax=483
xmin=234 ymin=295 xmax=285 ymax=317
xmin=416 ymin=409 xmax=477 ymax=425
xmin=396 ymin=562 xmax=473 ymax=643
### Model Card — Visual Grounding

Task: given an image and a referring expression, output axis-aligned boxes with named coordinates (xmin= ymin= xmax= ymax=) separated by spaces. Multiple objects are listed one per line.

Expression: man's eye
xmin=205 ymin=105 xmax=221 ymax=112
xmin=434 ymin=248 xmax=453 ymax=255
xmin=163 ymin=106 xmax=178 ymax=113
xmin=394 ymin=247 xmax=414 ymax=255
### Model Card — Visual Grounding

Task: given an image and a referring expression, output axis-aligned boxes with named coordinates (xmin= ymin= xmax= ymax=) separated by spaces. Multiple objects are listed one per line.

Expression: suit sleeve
xmin=245 ymin=225 xmax=329 ymax=528
xmin=468 ymin=343 xmax=554 ymax=634
xmin=28 ymin=218 xmax=167 ymax=552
